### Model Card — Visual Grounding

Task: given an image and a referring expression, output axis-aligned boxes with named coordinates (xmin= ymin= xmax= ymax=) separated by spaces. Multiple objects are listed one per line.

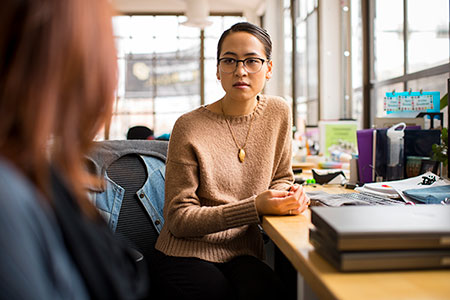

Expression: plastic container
xmin=331 ymin=150 xmax=352 ymax=163
xmin=386 ymin=122 xmax=406 ymax=181
xmin=349 ymin=154 xmax=359 ymax=184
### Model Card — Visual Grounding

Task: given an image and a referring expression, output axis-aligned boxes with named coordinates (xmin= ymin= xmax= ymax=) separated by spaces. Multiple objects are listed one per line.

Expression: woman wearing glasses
xmin=154 ymin=22 xmax=309 ymax=300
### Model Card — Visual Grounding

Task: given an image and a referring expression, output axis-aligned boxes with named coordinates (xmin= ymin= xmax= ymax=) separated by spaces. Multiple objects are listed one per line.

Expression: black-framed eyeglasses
xmin=218 ymin=57 xmax=267 ymax=74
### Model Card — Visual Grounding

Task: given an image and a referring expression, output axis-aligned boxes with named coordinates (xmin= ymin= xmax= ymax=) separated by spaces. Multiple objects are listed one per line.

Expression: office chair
xmin=86 ymin=139 xmax=168 ymax=270
xmin=106 ymin=153 xmax=160 ymax=267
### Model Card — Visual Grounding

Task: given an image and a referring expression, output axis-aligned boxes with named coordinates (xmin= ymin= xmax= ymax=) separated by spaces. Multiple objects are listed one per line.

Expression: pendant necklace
xmin=221 ymin=99 xmax=258 ymax=163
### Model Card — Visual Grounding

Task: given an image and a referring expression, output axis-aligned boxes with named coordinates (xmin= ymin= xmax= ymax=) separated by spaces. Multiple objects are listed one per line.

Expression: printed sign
xmin=384 ymin=91 xmax=440 ymax=114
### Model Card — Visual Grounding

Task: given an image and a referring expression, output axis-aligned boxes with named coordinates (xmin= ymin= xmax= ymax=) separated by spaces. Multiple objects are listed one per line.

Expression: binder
xmin=356 ymin=129 xmax=375 ymax=184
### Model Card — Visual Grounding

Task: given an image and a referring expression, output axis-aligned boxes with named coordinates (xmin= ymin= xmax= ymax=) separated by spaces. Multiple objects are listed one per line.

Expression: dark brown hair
xmin=217 ymin=22 xmax=272 ymax=62
xmin=0 ymin=0 xmax=117 ymax=215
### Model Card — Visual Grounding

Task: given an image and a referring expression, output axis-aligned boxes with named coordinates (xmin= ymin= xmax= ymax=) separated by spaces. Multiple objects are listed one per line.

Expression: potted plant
xmin=432 ymin=127 xmax=447 ymax=177
xmin=431 ymin=93 xmax=448 ymax=178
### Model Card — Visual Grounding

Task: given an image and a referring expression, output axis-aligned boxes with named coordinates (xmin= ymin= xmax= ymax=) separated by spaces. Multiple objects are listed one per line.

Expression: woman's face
xmin=216 ymin=31 xmax=272 ymax=102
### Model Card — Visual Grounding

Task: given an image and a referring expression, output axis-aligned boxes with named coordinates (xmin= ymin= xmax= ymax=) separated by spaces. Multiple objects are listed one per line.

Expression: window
xmin=293 ymin=0 xmax=319 ymax=128
xmin=407 ymin=1 xmax=449 ymax=73
xmin=374 ymin=0 xmax=404 ymax=81
xmin=351 ymin=0 xmax=363 ymax=126
xmin=109 ymin=14 xmax=244 ymax=140
xmin=370 ymin=0 xmax=449 ymax=121
xmin=284 ymin=0 xmax=293 ymax=107
xmin=204 ymin=16 xmax=245 ymax=105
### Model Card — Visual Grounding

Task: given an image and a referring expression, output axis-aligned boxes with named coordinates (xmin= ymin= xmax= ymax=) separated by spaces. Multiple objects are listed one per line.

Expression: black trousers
xmin=151 ymin=250 xmax=287 ymax=300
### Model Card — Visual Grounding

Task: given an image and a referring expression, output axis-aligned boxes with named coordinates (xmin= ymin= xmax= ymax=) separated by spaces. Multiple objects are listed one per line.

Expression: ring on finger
xmin=288 ymin=209 xmax=292 ymax=215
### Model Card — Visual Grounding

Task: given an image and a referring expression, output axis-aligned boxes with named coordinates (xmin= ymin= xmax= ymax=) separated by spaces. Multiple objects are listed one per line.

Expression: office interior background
xmin=104 ymin=0 xmax=449 ymax=143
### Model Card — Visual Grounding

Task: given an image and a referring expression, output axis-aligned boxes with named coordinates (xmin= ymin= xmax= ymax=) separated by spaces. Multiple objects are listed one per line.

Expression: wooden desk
xmin=262 ymin=185 xmax=450 ymax=300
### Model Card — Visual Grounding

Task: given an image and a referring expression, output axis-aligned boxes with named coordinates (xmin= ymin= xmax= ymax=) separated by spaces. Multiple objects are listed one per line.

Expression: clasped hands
xmin=255 ymin=184 xmax=310 ymax=216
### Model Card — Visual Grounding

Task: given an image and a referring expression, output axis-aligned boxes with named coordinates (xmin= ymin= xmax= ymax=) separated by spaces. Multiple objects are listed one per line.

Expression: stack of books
xmin=310 ymin=205 xmax=450 ymax=271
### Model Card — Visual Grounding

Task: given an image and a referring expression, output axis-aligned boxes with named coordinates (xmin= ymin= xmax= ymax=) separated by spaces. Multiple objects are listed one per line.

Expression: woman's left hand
xmin=287 ymin=184 xmax=310 ymax=215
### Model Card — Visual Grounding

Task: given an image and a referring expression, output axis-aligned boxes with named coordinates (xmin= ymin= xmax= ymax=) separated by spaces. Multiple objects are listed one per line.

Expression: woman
xmin=0 ymin=0 xmax=147 ymax=299
xmin=154 ymin=22 xmax=310 ymax=300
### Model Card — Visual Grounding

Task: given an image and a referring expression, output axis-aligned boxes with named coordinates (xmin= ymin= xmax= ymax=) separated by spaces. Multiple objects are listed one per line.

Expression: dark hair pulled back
xmin=217 ymin=22 xmax=272 ymax=63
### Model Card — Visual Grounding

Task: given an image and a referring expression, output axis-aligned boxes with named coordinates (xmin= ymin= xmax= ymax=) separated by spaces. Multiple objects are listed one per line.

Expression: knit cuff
xmin=270 ymin=182 xmax=292 ymax=191
xmin=222 ymin=196 xmax=260 ymax=228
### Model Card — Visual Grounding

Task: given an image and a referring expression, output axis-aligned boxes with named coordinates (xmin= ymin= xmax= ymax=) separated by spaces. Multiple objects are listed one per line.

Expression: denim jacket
xmin=86 ymin=140 xmax=168 ymax=233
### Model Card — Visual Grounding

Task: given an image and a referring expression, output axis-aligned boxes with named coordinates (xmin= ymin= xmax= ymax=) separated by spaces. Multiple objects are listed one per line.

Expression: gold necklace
xmin=221 ymin=99 xmax=258 ymax=163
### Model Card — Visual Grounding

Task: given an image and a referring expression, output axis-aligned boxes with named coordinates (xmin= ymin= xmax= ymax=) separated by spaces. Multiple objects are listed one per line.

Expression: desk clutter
xmin=309 ymin=205 xmax=450 ymax=272
xmin=307 ymin=172 xmax=450 ymax=271
xmin=355 ymin=172 xmax=450 ymax=203
xmin=307 ymin=172 xmax=450 ymax=206
xmin=356 ymin=125 xmax=442 ymax=184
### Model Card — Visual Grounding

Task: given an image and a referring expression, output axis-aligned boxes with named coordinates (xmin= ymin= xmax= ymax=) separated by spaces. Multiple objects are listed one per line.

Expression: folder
xmin=356 ymin=129 xmax=375 ymax=184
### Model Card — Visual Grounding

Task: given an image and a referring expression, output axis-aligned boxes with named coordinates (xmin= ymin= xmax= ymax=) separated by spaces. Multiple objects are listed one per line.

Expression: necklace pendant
xmin=238 ymin=148 xmax=246 ymax=163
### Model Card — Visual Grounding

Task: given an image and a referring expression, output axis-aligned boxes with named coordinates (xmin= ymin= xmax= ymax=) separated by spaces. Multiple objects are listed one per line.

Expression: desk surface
xmin=262 ymin=185 xmax=450 ymax=300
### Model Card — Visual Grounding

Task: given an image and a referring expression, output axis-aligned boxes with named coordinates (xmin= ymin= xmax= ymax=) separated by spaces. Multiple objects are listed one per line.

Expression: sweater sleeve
xmin=269 ymin=98 xmax=295 ymax=191
xmin=163 ymin=116 xmax=260 ymax=239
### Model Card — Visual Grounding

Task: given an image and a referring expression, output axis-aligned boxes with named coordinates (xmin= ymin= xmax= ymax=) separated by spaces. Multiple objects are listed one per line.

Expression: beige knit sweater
xmin=155 ymin=95 xmax=294 ymax=263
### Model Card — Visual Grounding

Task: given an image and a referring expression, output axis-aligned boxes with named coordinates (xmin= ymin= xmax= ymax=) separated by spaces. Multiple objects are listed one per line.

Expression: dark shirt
xmin=0 ymin=156 xmax=148 ymax=300
xmin=0 ymin=158 xmax=88 ymax=300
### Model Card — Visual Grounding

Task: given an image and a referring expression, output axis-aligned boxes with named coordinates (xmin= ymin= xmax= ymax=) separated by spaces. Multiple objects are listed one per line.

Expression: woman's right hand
xmin=255 ymin=189 xmax=307 ymax=216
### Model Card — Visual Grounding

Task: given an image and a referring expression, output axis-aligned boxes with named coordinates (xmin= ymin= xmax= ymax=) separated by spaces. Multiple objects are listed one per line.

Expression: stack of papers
xmin=355 ymin=172 xmax=450 ymax=203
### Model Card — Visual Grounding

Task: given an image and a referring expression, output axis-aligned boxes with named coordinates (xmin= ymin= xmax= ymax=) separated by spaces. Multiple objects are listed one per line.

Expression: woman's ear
xmin=216 ymin=67 xmax=220 ymax=80
xmin=265 ymin=60 xmax=273 ymax=80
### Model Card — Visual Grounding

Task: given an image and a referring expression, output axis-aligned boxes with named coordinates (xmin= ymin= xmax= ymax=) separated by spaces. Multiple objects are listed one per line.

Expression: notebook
xmin=310 ymin=205 xmax=450 ymax=251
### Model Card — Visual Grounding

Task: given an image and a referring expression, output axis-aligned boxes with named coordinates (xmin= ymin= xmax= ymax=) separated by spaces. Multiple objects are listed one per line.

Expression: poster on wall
xmin=318 ymin=121 xmax=358 ymax=158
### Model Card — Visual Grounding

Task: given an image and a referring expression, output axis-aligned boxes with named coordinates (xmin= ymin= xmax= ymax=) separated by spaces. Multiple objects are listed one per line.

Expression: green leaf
xmin=431 ymin=128 xmax=448 ymax=166
xmin=441 ymin=93 xmax=448 ymax=110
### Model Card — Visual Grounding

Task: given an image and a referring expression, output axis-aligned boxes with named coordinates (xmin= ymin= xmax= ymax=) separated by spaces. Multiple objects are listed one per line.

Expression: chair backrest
xmin=107 ymin=154 xmax=160 ymax=266
xmin=86 ymin=139 xmax=168 ymax=268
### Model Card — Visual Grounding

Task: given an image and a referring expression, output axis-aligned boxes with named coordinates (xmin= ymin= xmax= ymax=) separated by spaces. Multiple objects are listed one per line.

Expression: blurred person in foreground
xmin=0 ymin=0 xmax=148 ymax=299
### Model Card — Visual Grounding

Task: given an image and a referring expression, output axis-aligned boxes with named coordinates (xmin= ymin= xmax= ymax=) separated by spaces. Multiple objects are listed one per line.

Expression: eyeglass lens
xmin=219 ymin=58 xmax=264 ymax=73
